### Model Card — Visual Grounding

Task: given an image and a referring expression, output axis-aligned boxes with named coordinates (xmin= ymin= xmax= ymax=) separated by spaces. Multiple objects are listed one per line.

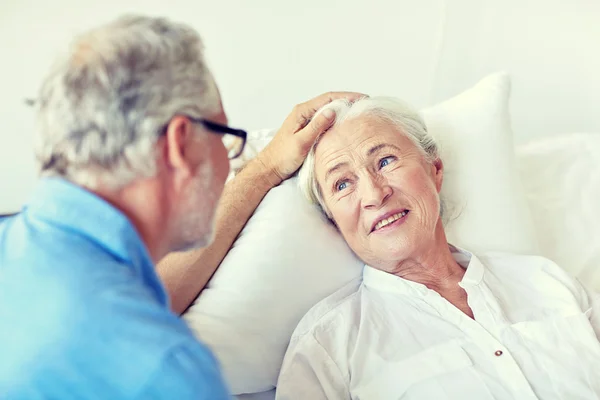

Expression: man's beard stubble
xmin=172 ymin=161 xmax=219 ymax=252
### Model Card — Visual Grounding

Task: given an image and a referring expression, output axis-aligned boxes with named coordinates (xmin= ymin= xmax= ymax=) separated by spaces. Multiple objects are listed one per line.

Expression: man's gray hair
xmin=297 ymin=96 xmax=441 ymax=219
xmin=34 ymin=15 xmax=220 ymax=189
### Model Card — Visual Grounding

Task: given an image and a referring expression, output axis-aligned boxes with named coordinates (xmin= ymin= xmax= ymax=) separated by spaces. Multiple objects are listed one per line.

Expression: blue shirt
xmin=0 ymin=178 xmax=230 ymax=399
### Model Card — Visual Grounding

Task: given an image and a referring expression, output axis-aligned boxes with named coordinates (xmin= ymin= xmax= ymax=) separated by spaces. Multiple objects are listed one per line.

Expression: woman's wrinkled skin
xmin=314 ymin=115 xmax=472 ymax=316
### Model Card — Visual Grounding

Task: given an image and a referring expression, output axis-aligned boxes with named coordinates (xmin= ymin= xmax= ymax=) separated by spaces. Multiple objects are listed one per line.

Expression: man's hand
xmin=256 ymin=91 xmax=365 ymax=185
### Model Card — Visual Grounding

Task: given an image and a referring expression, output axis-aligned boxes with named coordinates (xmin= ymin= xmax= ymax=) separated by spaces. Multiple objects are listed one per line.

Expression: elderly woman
xmin=275 ymin=97 xmax=600 ymax=399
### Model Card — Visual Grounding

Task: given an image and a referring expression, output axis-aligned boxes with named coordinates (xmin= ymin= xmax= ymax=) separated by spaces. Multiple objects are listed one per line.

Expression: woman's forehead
xmin=315 ymin=115 xmax=411 ymax=162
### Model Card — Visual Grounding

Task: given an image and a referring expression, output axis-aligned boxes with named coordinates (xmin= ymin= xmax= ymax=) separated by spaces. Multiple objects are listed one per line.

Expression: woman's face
xmin=314 ymin=115 xmax=444 ymax=270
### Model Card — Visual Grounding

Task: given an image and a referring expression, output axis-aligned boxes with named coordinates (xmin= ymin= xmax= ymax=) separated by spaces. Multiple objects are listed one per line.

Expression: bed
xmin=227 ymin=130 xmax=600 ymax=400
xmin=181 ymin=73 xmax=600 ymax=399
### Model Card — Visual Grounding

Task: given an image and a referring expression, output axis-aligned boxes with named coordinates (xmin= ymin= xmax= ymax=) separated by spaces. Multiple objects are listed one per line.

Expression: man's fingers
xmin=302 ymin=91 xmax=365 ymax=116
xmin=291 ymin=91 xmax=366 ymax=131
xmin=298 ymin=108 xmax=337 ymax=143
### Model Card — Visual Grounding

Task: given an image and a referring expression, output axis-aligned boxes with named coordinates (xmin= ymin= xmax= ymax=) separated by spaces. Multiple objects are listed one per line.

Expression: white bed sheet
xmin=516 ymin=132 xmax=600 ymax=291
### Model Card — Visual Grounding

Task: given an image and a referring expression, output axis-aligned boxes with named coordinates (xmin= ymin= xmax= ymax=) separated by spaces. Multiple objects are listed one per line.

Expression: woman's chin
xmin=360 ymin=243 xmax=415 ymax=269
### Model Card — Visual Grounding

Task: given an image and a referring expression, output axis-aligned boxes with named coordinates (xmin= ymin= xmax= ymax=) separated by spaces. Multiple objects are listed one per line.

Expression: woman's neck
xmin=392 ymin=224 xmax=465 ymax=292
xmin=390 ymin=223 xmax=474 ymax=318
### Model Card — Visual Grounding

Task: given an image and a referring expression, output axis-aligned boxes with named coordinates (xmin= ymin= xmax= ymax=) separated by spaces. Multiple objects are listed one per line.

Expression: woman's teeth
xmin=374 ymin=211 xmax=408 ymax=231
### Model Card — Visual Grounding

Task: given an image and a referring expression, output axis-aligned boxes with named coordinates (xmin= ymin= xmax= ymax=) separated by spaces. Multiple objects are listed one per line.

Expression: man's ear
xmin=164 ymin=115 xmax=195 ymax=177
xmin=433 ymin=158 xmax=444 ymax=193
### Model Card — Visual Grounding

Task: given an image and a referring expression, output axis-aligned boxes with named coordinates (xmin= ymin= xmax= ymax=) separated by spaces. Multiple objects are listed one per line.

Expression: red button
xmin=495 ymin=350 xmax=503 ymax=357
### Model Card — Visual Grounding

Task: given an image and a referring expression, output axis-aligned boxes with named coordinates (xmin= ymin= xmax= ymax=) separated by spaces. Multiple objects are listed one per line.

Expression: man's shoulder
xmin=1 ymin=211 xmax=118 ymax=275
xmin=0 ymin=212 xmax=152 ymax=305
xmin=0 ymin=278 xmax=218 ymax=399
xmin=0 ymin=230 xmax=141 ymax=320
xmin=80 ymin=299 xmax=229 ymax=399
xmin=0 ymin=227 xmax=188 ymax=387
xmin=135 ymin=341 xmax=230 ymax=400
xmin=0 ymin=335 xmax=229 ymax=400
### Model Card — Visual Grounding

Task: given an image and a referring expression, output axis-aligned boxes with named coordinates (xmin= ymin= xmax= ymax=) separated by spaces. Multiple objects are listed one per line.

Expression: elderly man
xmin=0 ymin=15 xmax=360 ymax=399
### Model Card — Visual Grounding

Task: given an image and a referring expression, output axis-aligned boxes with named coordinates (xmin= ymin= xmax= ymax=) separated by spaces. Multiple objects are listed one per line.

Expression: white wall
xmin=433 ymin=0 xmax=600 ymax=144
xmin=1 ymin=0 xmax=599 ymax=212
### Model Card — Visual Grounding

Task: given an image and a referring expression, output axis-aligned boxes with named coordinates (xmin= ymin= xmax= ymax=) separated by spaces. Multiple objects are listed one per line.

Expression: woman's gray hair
xmin=34 ymin=15 xmax=220 ymax=189
xmin=298 ymin=96 xmax=442 ymax=219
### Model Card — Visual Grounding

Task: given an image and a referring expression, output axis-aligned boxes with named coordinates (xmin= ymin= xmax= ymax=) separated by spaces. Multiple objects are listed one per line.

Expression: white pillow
xmin=185 ymin=178 xmax=364 ymax=394
xmin=423 ymin=73 xmax=538 ymax=255
xmin=516 ymin=133 xmax=600 ymax=291
xmin=184 ymin=72 xmax=539 ymax=394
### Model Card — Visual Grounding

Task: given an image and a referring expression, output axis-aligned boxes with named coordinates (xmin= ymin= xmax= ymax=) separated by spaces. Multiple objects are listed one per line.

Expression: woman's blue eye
xmin=337 ymin=181 xmax=348 ymax=191
xmin=379 ymin=157 xmax=394 ymax=169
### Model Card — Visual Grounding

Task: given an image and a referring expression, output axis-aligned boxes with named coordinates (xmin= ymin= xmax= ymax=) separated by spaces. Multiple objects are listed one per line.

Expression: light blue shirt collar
xmin=24 ymin=177 xmax=168 ymax=305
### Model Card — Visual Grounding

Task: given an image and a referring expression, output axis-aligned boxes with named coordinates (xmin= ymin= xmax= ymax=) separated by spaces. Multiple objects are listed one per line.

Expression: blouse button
xmin=495 ymin=350 xmax=503 ymax=357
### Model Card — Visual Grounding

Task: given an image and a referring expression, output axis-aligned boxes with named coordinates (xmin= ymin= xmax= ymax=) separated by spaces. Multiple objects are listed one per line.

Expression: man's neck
xmin=90 ymin=179 xmax=170 ymax=264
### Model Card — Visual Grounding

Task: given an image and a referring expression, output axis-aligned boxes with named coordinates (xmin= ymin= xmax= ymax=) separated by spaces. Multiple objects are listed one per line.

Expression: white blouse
xmin=276 ymin=248 xmax=600 ymax=399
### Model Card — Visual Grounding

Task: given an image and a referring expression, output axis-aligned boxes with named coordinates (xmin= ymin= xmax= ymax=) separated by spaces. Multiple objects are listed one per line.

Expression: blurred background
xmin=1 ymin=0 xmax=599 ymax=213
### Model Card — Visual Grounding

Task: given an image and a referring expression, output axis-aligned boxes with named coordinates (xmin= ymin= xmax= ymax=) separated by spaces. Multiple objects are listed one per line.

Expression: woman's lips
xmin=371 ymin=210 xmax=410 ymax=233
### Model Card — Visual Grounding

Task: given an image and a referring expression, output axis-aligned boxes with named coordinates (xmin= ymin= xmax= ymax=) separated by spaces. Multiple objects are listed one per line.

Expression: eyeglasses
xmin=185 ymin=116 xmax=247 ymax=160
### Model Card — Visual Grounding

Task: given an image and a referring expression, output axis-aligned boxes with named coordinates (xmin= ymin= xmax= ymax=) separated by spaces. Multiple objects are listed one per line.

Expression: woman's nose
xmin=361 ymin=175 xmax=392 ymax=210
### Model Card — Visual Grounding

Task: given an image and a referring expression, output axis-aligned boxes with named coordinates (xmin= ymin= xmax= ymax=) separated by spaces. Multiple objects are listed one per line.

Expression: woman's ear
xmin=329 ymin=216 xmax=338 ymax=228
xmin=433 ymin=158 xmax=444 ymax=193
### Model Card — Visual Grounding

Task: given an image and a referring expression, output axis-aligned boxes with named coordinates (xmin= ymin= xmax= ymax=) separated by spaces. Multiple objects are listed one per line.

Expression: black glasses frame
xmin=0 ymin=212 xmax=18 ymax=218
xmin=25 ymin=99 xmax=248 ymax=159
xmin=185 ymin=116 xmax=247 ymax=159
